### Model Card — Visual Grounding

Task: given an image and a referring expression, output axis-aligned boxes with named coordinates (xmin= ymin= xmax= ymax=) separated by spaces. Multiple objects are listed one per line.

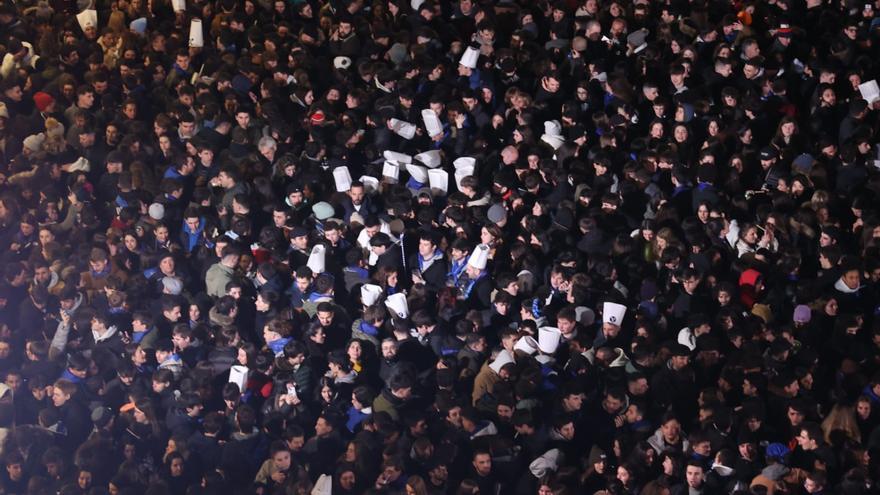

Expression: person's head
xmin=684 ymin=460 xmax=705 ymax=488
xmin=472 ymin=450 xmax=492 ymax=476
xmin=797 ymin=422 xmax=823 ymax=451
xmin=52 ymin=379 xmax=77 ymax=407
xmin=660 ymin=413 xmax=681 ymax=442
xmin=804 ymin=470 xmax=826 ymax=493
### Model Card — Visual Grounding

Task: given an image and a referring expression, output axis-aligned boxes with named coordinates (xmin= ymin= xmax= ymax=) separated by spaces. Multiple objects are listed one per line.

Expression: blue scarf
xmin=359 ymin=321 xmax=379 ymax=337
xmin=132 ymin=327 xmax=152 ymax=344
xmin=463 ymin=271 xmax=486 ymax=299
xmin=307 ymin=291 xmax=332 ymax=302
xmin=448 ymin=259 xmax=467 ymax=285
xmin=406 ymin=177 xmax=425 ymax=190
xmin=267 ymin=337 xmax=291 ymax=356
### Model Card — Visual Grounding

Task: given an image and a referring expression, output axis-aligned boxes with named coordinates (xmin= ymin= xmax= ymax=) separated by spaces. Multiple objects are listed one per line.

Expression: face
xmin=317 ymin=311 xmax=334 ymax=327
xmin=662 ymin=420 xmax=680 ymax=441
xmin=52 ymin=387 xmax=69 ymax=407
xmin=339 ymin=471 xmax=356 ymax=490
xmin=473 ymin=453 xmax=491 ymax=476
xmin=685 ymin=466 xmax=703 ymax=488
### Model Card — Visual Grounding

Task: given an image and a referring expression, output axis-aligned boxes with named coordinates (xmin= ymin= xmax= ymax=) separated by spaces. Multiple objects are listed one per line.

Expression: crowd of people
xmin=0 ymin=0 xmax=880 ymax=493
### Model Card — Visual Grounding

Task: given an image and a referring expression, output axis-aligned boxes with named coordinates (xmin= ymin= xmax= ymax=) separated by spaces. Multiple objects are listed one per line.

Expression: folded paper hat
xmin=382 ymin=161 xmax=400 ymax=181
xmin=406 ymin=164 xmax=428 ymax=184
xmin=385 ymin=292 xmax=409 ymax=319
xmin=459 ymin=45 xmax=480 ymax=69
xmin=383 ymin=150 xmax=412 ymax=164
xmin=468 ymin=243 xmax=490 ymax=270
xmin=333 ymin=166 xmax=352 ymax=192
xmin=603 ymin=302 xmax=627 ymax=325
xmin=307 ymin=244 xmax=326 ymax=273
xmin=514 ymin=336 xmax=538 ymax=355
xmin=389 ymin=119 xmax=416 ymax=140
xmin=538 ymin=327 xmax=562 ymax=354
xmin=76 ymin=9 xmax=97 ymax=31
xmin=489 ymin=349 xmax=515 ymax=374
xmin=361 ymin=284 xmax=383 ymax=306
xmin=421 ymin=109 xmax=443 ymax=137
xmin=189 ymin=19 xmax=204 ymax=47
xmin=415 ymin=150 xmax=442 ymax=168
xmin=428 ymin=169 xmax=448 ymax=195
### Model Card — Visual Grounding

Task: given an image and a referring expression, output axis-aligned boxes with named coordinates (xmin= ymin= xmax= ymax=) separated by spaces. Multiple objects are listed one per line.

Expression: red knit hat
xmin=33 ymin=92 xmax=54 ymax=112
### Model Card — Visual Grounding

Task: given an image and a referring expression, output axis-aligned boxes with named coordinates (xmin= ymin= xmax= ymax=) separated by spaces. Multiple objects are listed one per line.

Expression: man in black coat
xmin=408 ymin=231 xmax=448 ymax=292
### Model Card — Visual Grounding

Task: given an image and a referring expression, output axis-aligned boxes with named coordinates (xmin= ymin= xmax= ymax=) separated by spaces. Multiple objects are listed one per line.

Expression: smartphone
xmin=286 ymin=384 xmax=297 ymax=399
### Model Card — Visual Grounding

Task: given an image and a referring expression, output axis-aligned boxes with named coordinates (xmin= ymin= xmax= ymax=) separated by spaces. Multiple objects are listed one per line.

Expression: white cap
xmin=385 ymin=293 xmax=409 ymax=319
xmin=411 ymin=0 xmax=425 ymax=10
xmin=406 ymin=164 xmax=428 ymax=184
xmin=333 ymin=56 xmax=352 ymax=70
xmin=389 ymin=118 xmax=416 ymax=140
xmin=172 ymin=0 xmax=185 ymax=11
xmin=467 ymin=243 xmax=490 ymax=270
xmin=415 ymin=150 xmax=442 ymax=168
xmin=383 ymin=150 xmax=412 ymax=164
xmin=333 ymin=166 xmax=352 ymax=192
xmin=454 ymin=166 xmax=474 ymax=191
xmin=538 ymin=327 xmax=562 ymax=354
xmin=544 ymin=120 xmax=562 ymax=136
xmin=360 ymin=284 xmax=383 ymax=306
xmin=228 ymin=365 xmax=248 ymax=392
xmin=421 ymin=109 xmax=443 ymax=137
xmin=428 ymin=169 xmax=448 ymax=195
xmin=453 ymin=157 xmax=476 ymax=170
xmin=306 ymin=244 xmax=326 ymax=274
xmin=382 ymin=161 xmax=400 ymax=182
xmin=148 ymin=203 xmax=165 ymax=220
xmin=311 ymin=474 xmax=332 ymax=495
xmin=76 ymin=9 xmax=97 ymax=31
xmin=541 ymin=134 xmax=565 ymax=150
xmin=189 ymin=19 xmax=204 ymax=47
xmin=359 ymin=175 xmax=379 ymax=193
xmin=514 ymin=336 xmax=538 ymax=355
xmin=489 ymin=349 xmax=515 ymax=374
xmin=459 ymin=46 xmax=480 ymax=69
xmin=603 ymin=301 xmax=627 ymax=326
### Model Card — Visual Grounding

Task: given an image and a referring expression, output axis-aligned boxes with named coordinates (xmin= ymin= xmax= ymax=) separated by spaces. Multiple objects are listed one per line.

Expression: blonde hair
xmin=821 ymin=403 xmax=860 ymax=444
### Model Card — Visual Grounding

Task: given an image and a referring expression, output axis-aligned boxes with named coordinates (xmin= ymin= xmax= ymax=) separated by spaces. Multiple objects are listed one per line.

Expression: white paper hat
xmin=306 ymin=244 xmax=326 ymax=274
xmin=428 ymin=169 xmax=448 ymax=195
xmin=544 ymin=120 xmax=562 ymax=136
xmin=453 ymin=157 xmax=476 ymax=170
xmin=406 ymin=164 xmax=428 ymax=184
xmin=468 ymin=243 xmax=490 ymax=270
xmin=229 ymin=365 xmax=248 ymax=391
xmin=333 ymin=166 xmax=352 ymax=192
xmin=542 ymin=135 xmax=565 ymax=150
xmin=189 ymin=19 xmax=204 ymax=47
xmin=389 ymin=118 xmax=416 ymax=140
xmin=359 ymin=175 xmax=379 ymax=193
xmin=76 ymin=9 xmax=97 ymax=31
xmin=383 ymin=150 xmax=412 ymax=164
xmin=385 ymin=293 xmax=409 ymax=319
xmin=489 ymin=349 xmax=515 ymax=374
xmin=172 ymin=0 xmax=185 ymax=11
xmin=603 ymin=301 xmax=627 ymax=326
xmin=460 ymin=46 xmax=480 ymax=69
xmin=538 ymin=327 xmax=562 ymax=354
xmin=382 ymin=161 xmax=400 ymax=182
xmin=415 ymin=150 xmax=442 ymax=168
xmin=514 ymin=336 xmax=539 ymax=355
xmin=333 ymin=56 xmax=352 ymax=70
xmin=421 ymin=109 xmax=443 ymax=137
xmin=454 ymin=166 xmax=474 ymax=191
xmin=311 ymin=474 xmax=332 ymax=495
xmin=361 ymin=284 xmax=383 ymax=306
